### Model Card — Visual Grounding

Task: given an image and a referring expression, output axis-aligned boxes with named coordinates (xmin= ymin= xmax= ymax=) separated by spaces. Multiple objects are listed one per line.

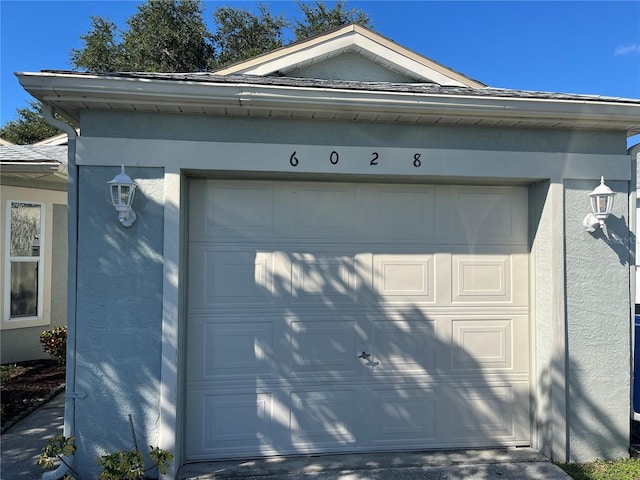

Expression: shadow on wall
xmin=69 ymin=173 xmax=633 ymax=477
xmin=590 ymin=214 xmax=635 ymax=267
xmin=72 ymin=166 xmax=165 ymax=475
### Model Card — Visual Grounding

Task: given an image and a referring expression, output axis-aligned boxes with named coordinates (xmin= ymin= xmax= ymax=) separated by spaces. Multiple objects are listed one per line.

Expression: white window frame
xmin=4 ymin=200 xmax=45 ymax=323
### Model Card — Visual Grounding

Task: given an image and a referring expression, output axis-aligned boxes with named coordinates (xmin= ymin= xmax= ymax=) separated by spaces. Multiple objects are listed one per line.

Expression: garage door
xmin=186 ymin=180 xmax=530 ymax=460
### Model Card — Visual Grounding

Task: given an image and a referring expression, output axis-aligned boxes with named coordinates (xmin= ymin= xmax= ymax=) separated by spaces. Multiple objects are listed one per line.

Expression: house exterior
xmin=0 ymin=141 xmax=68 ymax=363
xmin=16 ymin=25 xmax=640 ymax=479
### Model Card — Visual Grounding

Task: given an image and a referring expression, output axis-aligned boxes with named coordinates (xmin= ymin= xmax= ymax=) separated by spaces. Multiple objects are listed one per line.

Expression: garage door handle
xmin=358 ymin=351 xmax=372 ymax=361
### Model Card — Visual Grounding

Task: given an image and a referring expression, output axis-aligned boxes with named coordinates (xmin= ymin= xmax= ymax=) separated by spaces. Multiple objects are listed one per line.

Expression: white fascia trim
xmin=223 ymin=33 xmax=469 ymax=86
xmin=0 ymin=163 xmax=63 ymax=173
xmin=215 ymin=25 xmax=485 ymax=88
xmin=17 ymin=72 xmax=640 ymax=130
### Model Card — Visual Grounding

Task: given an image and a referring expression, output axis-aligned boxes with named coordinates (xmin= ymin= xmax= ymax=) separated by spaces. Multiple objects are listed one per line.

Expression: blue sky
xmin=1 ymin=1 xmax=639 ymax=144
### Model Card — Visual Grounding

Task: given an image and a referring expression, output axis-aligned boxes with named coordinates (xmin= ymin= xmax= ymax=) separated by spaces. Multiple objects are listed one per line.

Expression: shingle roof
xmin=0 ymin=145 xmax=67 ymax=165
xmin=41 ymin=70 xmax=640 ymax=105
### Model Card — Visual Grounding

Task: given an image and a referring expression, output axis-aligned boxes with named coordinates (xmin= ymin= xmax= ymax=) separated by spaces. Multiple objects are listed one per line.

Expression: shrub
xmin=38 ymin=435 xmax=77 ymax=479
xmin=40 ymin=326 xmax=67 ymax=365
xmin=40 ymin=435 xmax=173 ymax=480
xmin=97 ymin=446 xmax=173 ymax=480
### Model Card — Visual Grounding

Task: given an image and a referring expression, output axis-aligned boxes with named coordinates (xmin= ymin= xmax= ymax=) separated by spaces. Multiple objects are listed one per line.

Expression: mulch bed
xmin=1 ymin=359 xmax=65 ymax=432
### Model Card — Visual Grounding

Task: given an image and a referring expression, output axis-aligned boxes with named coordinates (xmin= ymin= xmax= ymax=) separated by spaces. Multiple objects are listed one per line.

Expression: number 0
xmin=330 ymin=151 xmax=339 ymax=165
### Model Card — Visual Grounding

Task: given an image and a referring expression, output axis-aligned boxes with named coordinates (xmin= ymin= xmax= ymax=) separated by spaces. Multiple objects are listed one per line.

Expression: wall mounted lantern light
xmin=583 ymin=176 xmax=614 ymax=233
xmin=108 ymin=165 xmax=137 ymax=228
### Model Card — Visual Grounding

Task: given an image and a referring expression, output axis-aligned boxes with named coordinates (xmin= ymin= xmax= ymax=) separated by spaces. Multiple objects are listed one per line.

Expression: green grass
xmin=557 ymin=458 xmax=640 ymax=480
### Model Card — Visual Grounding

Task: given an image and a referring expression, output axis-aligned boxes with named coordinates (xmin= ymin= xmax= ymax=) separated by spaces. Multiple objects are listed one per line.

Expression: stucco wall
xmin=70 ymin=109 xmax=634 ymax=472
xmin=530 ymin=180 xmax=555 ymax=458
xmin=564 ymin=179 xmax=631 ymax=461
xmin=79 ymin=110 xmax=626 ymax=155
xmin=72 ymin=166 xmax=164 ymax=477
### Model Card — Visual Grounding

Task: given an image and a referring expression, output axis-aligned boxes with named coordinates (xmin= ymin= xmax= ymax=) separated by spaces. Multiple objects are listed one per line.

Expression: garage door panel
xmin=357 ymin=186 xmax=436 ymax=242
xmin=276 ymin=185 xmax=357 ymax=240
xmin=289 ymin=319 xmax=361 ymax=376
xmin=186 ymin=391 xmax=278 ymax=458
xmin=290 ymin=252 xmax=357 ymax=304
xmin=449 ymin=315 xmax=529 ymax=373
xmin=205 ymin=183 xmax=276 ymax=239
xmin=373 ymin=254 xmax=435 ymax=303
xmin=449 ymin=187 xmax=528 ymax=245
xmin=452 ymin=253 xmax=528 ymax=305
xmin=204 ymin=321 xmax=274 ymax=377
xmin=369 ymin=386 xmax=437 ymax=443
xmin=370 ymin=317 xmax=436 ymax=374
xmin=290 ymin=389 xmax=358 ymax=446
xmin=444 ymin=384 xmax=526 ymax=443
xmin=187 ymin=315 xmax=278 ymax=381
xmin=188 ymin=248 xmax=277 ymax=307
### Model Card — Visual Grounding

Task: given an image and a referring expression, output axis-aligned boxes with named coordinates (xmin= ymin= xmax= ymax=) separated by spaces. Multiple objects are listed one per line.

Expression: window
xmin=6 ymin=201 xmax=43 ymax=319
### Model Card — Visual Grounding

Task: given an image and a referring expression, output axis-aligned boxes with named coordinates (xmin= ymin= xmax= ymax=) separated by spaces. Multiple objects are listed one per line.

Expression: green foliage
xmin=0 ymin=101 xmax=63 ymax=145
xmin=70 ymin=0 xmax=214 ymax=72
xmin=97 ymin=450 xmax=145 ymax=479
xmin=38 ymin=435 xmax=78 ymax=479
xmin=148 ymin=446 xmax=174 ymax=475
xmin=40 ymin=326 xmax=67 ymax=365
xmin=211 ymin=4 xmax=287 ymax=67
xmin=68 ymin=0 xmax=374 ymax=73
xmin=120 ymin=0 xmax=214 ymax=72
xmin=70 ymin=16 xmax=123 ymax=72
xmin=40 ymin=434 xmax=173 ymax=480
xmin=97 ymin=445 xmax=173 ymax=479
xmin=293 ymin=1 xmax=372 ymax=40
xmin=557 ymin=458 xmax=640 ymax=480
xmin=0 ymin=364 xmax=20 ymax=383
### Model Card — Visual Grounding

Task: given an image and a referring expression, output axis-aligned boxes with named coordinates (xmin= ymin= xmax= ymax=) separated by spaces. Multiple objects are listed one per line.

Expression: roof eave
xmin=17 ymin=72 xmax=640 ymax=136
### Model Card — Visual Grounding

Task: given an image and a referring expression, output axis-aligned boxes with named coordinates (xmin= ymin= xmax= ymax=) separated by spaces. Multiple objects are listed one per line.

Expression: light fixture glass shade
xmin=107 ymin=165 xmax=137 ymax=227
xmin=588 ymin=176 xmax=614 ymax=225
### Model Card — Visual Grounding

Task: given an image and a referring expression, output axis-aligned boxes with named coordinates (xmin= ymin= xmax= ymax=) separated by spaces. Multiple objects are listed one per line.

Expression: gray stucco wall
xmin=1 ymin=203 xmax=68 ymax=363
xmin=72 ymin=166 xmax=164 ymax=477
xmin=564 ymin=179 xmax=631 ymax=461
xmin=530 ymin=180 xmax=555 ymax=458
xmin=80 ymin=110 xmax=626 ymax=155
xmin=72 ymin=109 xmax=634 ymax=471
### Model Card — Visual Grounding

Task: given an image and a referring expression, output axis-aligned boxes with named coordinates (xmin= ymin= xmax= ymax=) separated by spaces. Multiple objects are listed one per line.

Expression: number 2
xmin=370 ymin=152 xmax=379 ymax=166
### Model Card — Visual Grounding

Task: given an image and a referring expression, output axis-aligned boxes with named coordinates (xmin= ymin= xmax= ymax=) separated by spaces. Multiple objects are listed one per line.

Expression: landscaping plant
xmin=38 ymin=434 xmax=78 ymax=479
xmin=40 ymin=326 xmax=67 ymax=365
xmin=39 ymin=434 xmax=172 ymax=479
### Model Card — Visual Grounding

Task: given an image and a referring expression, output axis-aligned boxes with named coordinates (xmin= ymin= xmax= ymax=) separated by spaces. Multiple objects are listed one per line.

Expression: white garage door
xmin=186 ymin=180 xmax=530 ymax=460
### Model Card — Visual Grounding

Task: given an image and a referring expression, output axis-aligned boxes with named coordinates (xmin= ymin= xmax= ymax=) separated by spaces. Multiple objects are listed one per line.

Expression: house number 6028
xmin=288 ymin=151 xmax=424 ymax=168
